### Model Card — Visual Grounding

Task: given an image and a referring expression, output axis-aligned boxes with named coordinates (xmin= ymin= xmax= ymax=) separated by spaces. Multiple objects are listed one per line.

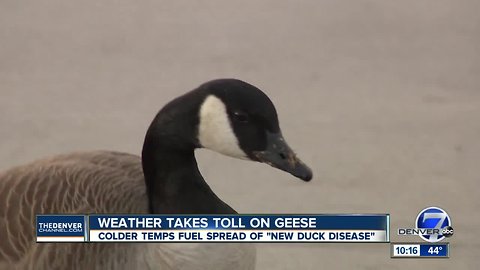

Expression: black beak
xmin=252 ymin=132 xmax=313 ymax=181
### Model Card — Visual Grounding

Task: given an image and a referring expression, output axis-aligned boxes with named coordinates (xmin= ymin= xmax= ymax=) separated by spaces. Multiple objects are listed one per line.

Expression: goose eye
xmin=233 ymin=111 xmax=249 ymax=123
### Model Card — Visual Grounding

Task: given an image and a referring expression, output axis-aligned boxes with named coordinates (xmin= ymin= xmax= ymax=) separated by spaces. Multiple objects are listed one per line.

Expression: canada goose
xmin=0 ymin=79 xmax=312 ymax=270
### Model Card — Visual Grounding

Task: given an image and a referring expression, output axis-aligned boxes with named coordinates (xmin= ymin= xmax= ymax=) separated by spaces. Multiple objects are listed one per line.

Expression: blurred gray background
xmin=1 ymin=0 xmax=479 ymax=269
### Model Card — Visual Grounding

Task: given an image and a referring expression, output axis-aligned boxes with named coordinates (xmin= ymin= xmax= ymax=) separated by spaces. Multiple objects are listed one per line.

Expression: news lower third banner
xmin=36 ymin=214 xmax=390 ymax=243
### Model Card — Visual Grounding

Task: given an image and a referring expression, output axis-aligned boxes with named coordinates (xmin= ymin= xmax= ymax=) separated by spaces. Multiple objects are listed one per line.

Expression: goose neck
xmin=141 ymin=129 xmax=235 ymax=214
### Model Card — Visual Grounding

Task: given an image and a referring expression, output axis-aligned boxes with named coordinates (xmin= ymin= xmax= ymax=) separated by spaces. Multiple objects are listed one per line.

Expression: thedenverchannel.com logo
xmin=398 ymin=207 xmax=454 ymax=243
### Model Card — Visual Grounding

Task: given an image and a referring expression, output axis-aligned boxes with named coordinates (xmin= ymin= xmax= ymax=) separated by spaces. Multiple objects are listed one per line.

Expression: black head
xmin=195 ymin=79 xmax=312 ymax=181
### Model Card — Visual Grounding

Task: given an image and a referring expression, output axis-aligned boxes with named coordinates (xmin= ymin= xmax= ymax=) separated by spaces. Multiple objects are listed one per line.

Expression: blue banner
xmin=88 ymin=214 xmax=388 ymax=230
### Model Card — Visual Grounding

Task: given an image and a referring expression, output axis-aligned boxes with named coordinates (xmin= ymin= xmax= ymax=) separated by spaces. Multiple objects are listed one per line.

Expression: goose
xmin=0 ymin=79 xmax=312 ymax=270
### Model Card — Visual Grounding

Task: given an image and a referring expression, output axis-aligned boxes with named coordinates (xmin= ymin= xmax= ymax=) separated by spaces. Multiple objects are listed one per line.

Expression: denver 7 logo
xmin=416 ymin=207 xmax=451 ymax=243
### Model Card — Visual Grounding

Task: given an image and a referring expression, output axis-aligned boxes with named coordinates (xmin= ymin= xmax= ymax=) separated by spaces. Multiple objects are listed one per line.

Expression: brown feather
xmin=0 ymin=151 xmax=255 ymax=270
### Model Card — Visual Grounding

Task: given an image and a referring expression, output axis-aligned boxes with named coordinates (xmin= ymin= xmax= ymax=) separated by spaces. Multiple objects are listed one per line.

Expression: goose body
xmin=0 ymin=79 xmax=311 ymax=270
xmin=0 ymin=151 xmax=255 ymax=269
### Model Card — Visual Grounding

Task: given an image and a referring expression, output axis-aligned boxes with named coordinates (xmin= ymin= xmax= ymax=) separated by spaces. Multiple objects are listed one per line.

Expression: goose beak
xmin=252 ymin=132 xmax=313 ymax=182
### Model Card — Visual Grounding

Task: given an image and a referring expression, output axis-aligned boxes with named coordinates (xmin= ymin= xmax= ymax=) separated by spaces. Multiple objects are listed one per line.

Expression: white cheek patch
xmin=198 ymin=95 xmax=248 ymax=159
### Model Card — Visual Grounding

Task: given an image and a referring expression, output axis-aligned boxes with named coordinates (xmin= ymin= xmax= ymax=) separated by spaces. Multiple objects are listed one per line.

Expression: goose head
xmin=142 ymin=79 xmax=312 ymax=213
xmin=194 ymin=79 xmax=312 ymax=181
